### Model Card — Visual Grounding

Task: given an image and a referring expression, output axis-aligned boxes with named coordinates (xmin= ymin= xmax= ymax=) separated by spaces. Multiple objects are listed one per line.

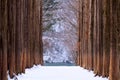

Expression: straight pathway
xmin=8 ymin=65 xmax=108 ymax=80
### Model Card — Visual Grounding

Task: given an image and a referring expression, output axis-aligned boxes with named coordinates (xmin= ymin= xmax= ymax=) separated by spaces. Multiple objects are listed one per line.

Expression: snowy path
xmin=8 ymin=65 xmax=108 ymax=80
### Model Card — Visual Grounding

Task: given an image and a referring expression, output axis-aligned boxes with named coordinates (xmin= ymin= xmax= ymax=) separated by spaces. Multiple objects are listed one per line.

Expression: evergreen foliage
xmin=42 ymin=0 xmax=61 ymax=32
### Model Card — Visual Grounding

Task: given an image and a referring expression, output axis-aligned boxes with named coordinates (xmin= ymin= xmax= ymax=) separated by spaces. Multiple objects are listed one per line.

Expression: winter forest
xmin=0 ymin=0 xmax=120 ymax=80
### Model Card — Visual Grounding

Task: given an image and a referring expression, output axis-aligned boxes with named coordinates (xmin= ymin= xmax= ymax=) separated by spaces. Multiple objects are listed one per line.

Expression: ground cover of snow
xmin=8 ymin=65 xmax=108 ymax=80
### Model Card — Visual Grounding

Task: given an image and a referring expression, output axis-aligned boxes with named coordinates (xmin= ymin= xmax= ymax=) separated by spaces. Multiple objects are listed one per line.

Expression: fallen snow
xmin=8 ymin=65 xmax=108 ymax=80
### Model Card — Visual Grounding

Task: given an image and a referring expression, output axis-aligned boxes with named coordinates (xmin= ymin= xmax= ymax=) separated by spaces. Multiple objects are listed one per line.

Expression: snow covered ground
xmin=8 ymin=65 xmax=108 ymax=80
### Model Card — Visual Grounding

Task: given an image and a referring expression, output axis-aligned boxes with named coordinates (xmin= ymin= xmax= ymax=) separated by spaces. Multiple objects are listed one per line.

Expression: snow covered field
xmin=8 ymin=65 xmax=108 ymax=80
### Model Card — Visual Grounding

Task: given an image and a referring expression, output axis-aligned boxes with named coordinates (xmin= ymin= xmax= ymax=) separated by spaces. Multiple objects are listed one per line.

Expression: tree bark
xmin=109 ymin=0 xmax=119 ymax=80
xmin=0 ymin=0 xmax=2 ymax=78
xmin=1 ymin=0 xmax=8 ymax=80
xmin=93 ymin=0 xmax=98 ymax=74
xmin=7 ymin=0 xmax=16 ymax=77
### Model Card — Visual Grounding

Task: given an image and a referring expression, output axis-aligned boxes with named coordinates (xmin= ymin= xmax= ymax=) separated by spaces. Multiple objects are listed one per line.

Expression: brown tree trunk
xmin=1 ymin=0 xmax=8 ymax=80
xmin=27 ymin=0 xmax=33 ymax=68
xmin=39 ymin=0 xmax=43 ymax=65
xmin=22 ymin=0 xmax=28 ymax=72
xmin=102 ymin=0 xmax=110 ymax=77
xmin=93 ymin=0 xmax=98 ymax=74
xmin=87 ymin=0 xmax=92 ymax=70
xmin=15 ymin=0 xmax=24 ymax=74
xmin=116 ymin=1 xmax=120 ymax=80
xmin=90 ymin=0 xmax=95 ymax=70
xmin=0 ymin=0 xmax=2 ymax=78
xmin=80 ymin=0 xmax=84 ymax=67
xmin=0 ymin=36 xmax=2 ymax=80
xmin=77 ymin=0 xmax=83 ymax=66
xmin=7 ymin=0 xmax=16 ymax=78
xmin=96 ymin=0 xmax=103 ymax=76
xmin=109 ymin=0 xmax=119 ymax=80
xmin=33 ymin=0 xmax=41 ymax=65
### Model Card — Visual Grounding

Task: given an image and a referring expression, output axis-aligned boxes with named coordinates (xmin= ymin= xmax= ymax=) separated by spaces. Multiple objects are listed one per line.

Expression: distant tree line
xmin=0 ymin=0 xmax=43 ymax=80
xmin=77 ymin=0 xmax=120 ymax=80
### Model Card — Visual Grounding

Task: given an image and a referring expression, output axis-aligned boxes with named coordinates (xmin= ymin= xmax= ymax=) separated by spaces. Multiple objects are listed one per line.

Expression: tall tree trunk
xmin=0 ymin=0 xmax=2 ymax=78
xmin=77 ymin=4 xmax=80 ymax=66
xmin=1 ymin=0 xmax=8 ymax=80
xmin=0 ymin=35 xmax=2 ymax=80
xmin=15 ymin=0 xmax=24 ymax=74
xmin=39 ymin=0 xmax=43 ymax=65
xmin=33 ymin=0 xmax=41 ymax=65
xmin=93 ymin=0 xmax=98 ymax=74
xmin=77 ymin=0 xmax=83 ymax=66
xmin=87 ymin=0 xmax=92 ymax=70
xmin=102 ymin=0 xmax=110 ymax=77
xmin=27 ymin=0 xmax=33 ymax=68
xmin=90 ymin=0 xmax=95 ymax=70
xmin=117 ymin=1 xmax=120 ymax=79
xmin=96 ymin=0 xmax=102 ymax=76
xmin=109 ymin=0 xmax=119 ymax=80
xmin=22 ymin=0 xmax=28 ymax=72
xmin=7 ymin=0 xmax=16 ymax=77
xmin=116 ymin=1 xmax=120 ymax=79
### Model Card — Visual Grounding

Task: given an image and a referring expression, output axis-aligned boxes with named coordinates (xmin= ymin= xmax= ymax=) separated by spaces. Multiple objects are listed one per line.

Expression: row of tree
xmin=0 ymin=0 xmax=43 ymax=80
xmin=0 ymin=0 xmax=119 ymax=80
xmin=77 ymin=0 xmax=120 ymax=80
